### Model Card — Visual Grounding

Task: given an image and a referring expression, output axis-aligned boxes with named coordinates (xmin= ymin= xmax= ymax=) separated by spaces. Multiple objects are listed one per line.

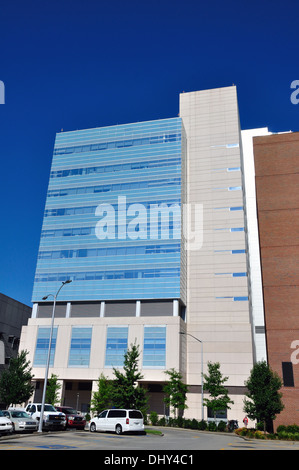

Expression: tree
xmin=45 ymin=374 xmax=61 ymax=405
xmin=203 ymin=361 xmax=234 ymax=421
xmin=244 ymin=360 xmax=284 ymax=433
xmin=0 ymin=350 xmax=34 ymax=408
xmin=90 ymin=373 xmax=113 ymax=414
xmin=112 ymin=343 xmax=148 ymax=415
xmin=163 ymin=368 xmax=188 ymax=418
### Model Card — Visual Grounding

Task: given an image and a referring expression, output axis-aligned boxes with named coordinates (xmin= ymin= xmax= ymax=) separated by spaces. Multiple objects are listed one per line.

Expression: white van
xmin=89 ymin=409 xmax=144 ymax=435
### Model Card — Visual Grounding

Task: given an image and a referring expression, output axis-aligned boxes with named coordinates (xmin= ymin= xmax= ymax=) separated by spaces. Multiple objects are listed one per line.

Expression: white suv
xmin=89 ymin=409 xmax=144 ymax=435
xmin=0 ymin=410 xmax=13 ymax=436
xmin=25 ymin=403 xmax=66 ymax=430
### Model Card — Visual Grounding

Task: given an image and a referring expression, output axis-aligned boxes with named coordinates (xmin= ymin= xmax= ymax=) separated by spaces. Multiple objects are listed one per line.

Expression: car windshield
xmin=0 ymin=411 xmax=4 ymax=417
xmin=37 ymin=405 xmax=57 ymax=412
xmin=11 ymin=411 xmax=30 ymax=418
xmin=63 ymin=408 xmax=77 ymax=414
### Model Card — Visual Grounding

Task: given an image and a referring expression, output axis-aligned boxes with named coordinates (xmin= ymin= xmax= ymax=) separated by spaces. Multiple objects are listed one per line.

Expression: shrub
xmin=183 ymin=419 xmax=192 ymax=429
xmin=256 ymin=422 xmax=265 ymax=431
xmin=235 ymin=427 xmax=250 ymax=436
xmin=276 ymin=425 xmax=286 ymax=433
xmin=157 ymin=416 xmax=166 ymax=426
xmin=277 ymin=431 xmax=299 ymax=441
xmin=208 ymin=421 xmax=217 ymax=432
xmin=149 ymin=411 xmax=158 ymax=426
xmin=190 ymin=418 xmax=199 ymax=430
xmin=253 ymin=430 xmax=266 ymax=439
xmin=176 ymin=416 xmax=185 ymax=428
xmin=286 ymin=424 xmax=299 ymax=434
xmin=198 ymin=419 xmax=207 ymax=430
xmin=277 ymin=424 xmax=299 ymax=439
xmin=217 ymin=421 xmax=227 ymax=432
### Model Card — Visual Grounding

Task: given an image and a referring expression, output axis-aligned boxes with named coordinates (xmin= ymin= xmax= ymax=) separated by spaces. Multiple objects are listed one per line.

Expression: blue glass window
xmin=68 ymin=327 xmax=92 ymax=367
xmin=143 ymin=326 xmax=166 ymax=368
xmin=227 ymin=167 xmax=240 ymax=171
xmin=34 ymin=327 xmax=57 ymax=367
xmin=105 ymin=327 xmax=128 ymax=367
xmin=53 ymin=133 xmax=181 ymax=155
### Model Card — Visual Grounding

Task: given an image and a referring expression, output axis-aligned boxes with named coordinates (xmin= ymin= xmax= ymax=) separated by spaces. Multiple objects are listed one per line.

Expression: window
xmin=207 ymin=408 xmax=227 ymax=420
xmin=108 ymin=410 xmax=126 ymax=418
xmin=227 ymin=167 xmax=240 ymax=172
xmin=68 ymin=327 xmax=92 ymax=367
xmin=129 ymin=410 xmax=143 ymax=419
xmin=105 ymin=327 xmax=128 ymax=367
xmin=282 ymin=362 xmax=294 ymax=387
xmin=34 ymin=327 xmax=57 ymax=367
xmin=143 ymin=326 xmax=166 ymax=368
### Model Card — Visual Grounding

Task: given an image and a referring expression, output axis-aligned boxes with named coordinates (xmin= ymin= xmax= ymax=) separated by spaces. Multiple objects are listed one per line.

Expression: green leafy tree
xmin=203 ymin=361 xmax=234 ymax=421
xmin=244 ymin=360 xmax=284 ymax=433
xmin=90 ymin=373 xmax=113 ymax=414
xmin=163 ymin=368 xmax=188 ymax=418
xmin=0 ymin=350 xmax=34 ymax=408
xmin=112 ymin=343 xmax=148 ymax=415
xmin=45 ymin=373 xmax=61 ymax=405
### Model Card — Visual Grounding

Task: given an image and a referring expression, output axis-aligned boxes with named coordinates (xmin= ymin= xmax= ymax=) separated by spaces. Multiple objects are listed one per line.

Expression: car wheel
xmin=90 ymin=422 xmax=97 ymax=432
xmin=115 ymin=424 xmax=122 ymax=435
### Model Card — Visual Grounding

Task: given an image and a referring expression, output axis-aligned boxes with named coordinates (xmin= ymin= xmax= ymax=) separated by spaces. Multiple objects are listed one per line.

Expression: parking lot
xmin=1 ymin=427 xmax=299 ymax=452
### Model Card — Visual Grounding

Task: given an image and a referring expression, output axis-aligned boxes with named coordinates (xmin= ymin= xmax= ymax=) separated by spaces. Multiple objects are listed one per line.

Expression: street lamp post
xmin=179 ymin=332 xmax=204 ymax=421
xmin=38 ymin=280 xmax=72 ymax=433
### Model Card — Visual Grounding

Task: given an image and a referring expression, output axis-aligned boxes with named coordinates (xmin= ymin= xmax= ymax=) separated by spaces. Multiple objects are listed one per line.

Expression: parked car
xmin=0 ymin=410 xmax=13 ymax=436
xmin=3 ymin=409 xmax=38 ymax=433
xmin=89 ymin=409 xmax=144 ymax=435
xmin=24 ymin=403 xmax=66 ymax=430
xmin=55 ymin=406 xmax=86 ymax=430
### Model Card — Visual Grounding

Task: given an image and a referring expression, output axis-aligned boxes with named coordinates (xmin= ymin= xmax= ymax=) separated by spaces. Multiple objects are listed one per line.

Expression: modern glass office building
xmin=33 ymin=118 xmax=182 ymax=302
xmin=20 ymin=86 xmax=267 ymax=422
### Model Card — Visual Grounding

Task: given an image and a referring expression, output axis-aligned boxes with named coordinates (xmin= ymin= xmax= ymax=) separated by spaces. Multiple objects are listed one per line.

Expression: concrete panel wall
xmin=180 ymin=87 xmax=254 ymax=420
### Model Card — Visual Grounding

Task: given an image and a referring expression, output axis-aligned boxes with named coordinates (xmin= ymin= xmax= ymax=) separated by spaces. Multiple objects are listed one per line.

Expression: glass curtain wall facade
xmin=32 ymin=118 xmax=182 ymax=302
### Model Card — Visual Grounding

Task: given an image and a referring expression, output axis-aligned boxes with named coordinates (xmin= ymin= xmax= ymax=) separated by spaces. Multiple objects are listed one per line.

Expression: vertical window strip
xmin=33 ymin=327 xmax=58 ymax=367
xmin=105 ymin=326 xmax=128 ymax=367
xmin=143 ymin=326 xmax=166 ymax=368
xmin=68 ymin=327 xmax=92 ymax=367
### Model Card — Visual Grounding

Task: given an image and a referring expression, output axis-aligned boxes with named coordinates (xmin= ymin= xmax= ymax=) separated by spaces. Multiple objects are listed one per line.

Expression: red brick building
xmin=253 ymin=131 xmax=299 ymax=429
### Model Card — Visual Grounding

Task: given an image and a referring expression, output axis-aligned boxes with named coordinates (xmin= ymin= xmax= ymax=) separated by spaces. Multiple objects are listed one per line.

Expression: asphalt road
xmin=1 ymin=427 xmax=299 ymax=453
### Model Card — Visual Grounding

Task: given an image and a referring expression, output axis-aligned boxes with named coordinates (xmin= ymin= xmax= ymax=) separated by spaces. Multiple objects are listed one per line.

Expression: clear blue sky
xmin=0 ymin=0 xmax=298 ymax=306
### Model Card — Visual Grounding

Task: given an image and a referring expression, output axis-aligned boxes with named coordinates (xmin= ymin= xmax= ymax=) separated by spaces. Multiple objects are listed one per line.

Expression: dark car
xmin=55 ymin=406 xmax=86 ymax=430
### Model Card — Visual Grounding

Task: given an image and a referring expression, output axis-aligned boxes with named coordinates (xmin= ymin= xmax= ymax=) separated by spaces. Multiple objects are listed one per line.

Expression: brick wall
xmin=253 ymin=132 xmax=299 ymax=429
